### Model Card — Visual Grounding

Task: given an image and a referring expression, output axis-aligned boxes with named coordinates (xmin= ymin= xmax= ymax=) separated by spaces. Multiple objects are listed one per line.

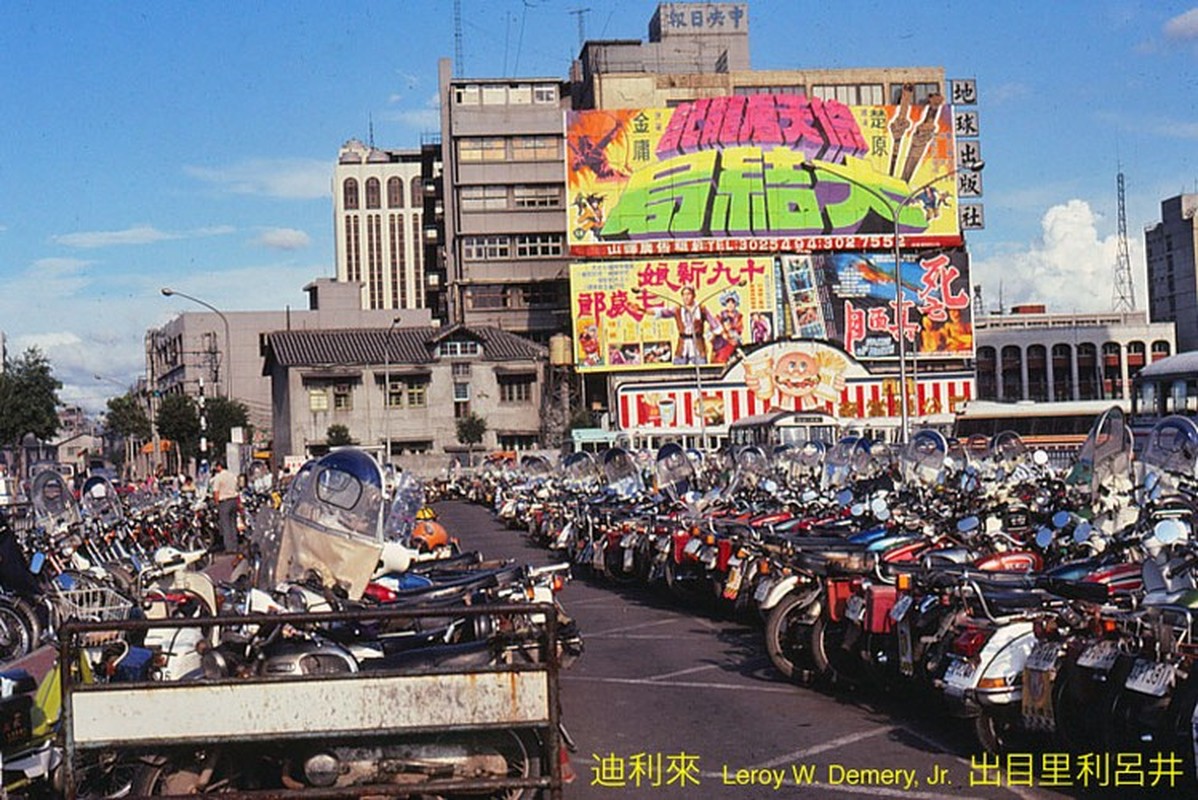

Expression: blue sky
xmin=2 ymin=1 xmax=1197 ymax=413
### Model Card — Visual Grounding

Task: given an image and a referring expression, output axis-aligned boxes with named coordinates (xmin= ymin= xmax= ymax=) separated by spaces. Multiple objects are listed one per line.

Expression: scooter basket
xmin=55 ymin=586 xmax=135 ymax=645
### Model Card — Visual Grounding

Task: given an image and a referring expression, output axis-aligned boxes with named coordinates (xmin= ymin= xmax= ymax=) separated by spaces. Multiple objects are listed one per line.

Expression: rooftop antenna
xmin=569 ymin=7 xmax=590 ymax=51
xmin=368 ymin=114 xmax=375 ymax=148
xmin=453 ymin=0 xmax=464 ymax=76
xmin=1112 ymin=166 xmax=1136 ymax=312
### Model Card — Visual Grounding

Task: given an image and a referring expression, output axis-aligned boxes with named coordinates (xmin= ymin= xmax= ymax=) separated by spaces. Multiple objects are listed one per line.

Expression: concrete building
xmin=1146 ymin=193 xmax=1198 ymax=352
xmin=333 ymin=139 xmax=427 ymax=311
xmin=263 ymin=324 xmax=546 ymax=468
xmin=974 ymin=309 xmax=1175 ymax=403
xmin=148 ymin=279 xmax=431 ymax=446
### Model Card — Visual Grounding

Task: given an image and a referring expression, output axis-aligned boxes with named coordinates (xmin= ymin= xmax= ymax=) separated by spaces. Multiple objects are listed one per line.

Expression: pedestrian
xmin=210 ymin=461 xmax=240 ymax=553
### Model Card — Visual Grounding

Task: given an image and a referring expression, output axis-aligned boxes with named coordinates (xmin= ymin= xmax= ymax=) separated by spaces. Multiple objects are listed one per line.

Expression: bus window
xmin=1171 ymin=379 xmax=1188 ymax=414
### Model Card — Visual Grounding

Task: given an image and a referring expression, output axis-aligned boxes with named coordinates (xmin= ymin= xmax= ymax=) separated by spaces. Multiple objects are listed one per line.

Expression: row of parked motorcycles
xmin=0 ymin=450 xmax=581 ymax=797
xmin=477 ymin=407 xmax=1198 ymax=788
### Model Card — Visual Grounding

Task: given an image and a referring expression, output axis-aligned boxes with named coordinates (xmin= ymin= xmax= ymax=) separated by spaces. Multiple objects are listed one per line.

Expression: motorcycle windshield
xmin=1066 ymin=405 xmax=1133 ymax=496
xmin=729 ymin=445 xmax=769 ymax=493
xmin=655 ymin=442 xmax=694 ymax=502
xmin=562 ymin=451 xmax=601 ymax=490
xmin=287 ymin=448 xmax=386 ymax=541
xmin=384 ymin=472 xmax=426 ymax=545
xmin=901 ymin=429 xmax=948 ymax=487
xmin=603 ymin=447 xmax=644 ymax=498
xmin=1140 ymin=416 xmax=1198 ymax=481
xmin=79 ymin=475 xmax=125 ymax=527
xmin=825 ymin=436 xmax=867 ymax=488
xmin=31 ymin=470 xmax=82 ymax=530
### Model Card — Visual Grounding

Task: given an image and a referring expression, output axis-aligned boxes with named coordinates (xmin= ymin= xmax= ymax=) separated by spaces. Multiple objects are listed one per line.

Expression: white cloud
xmin=184 ymin=158 xmax=331 ymax=199
xmin=1164 ymin=8 xmax=1198 ymax=41
xmin=253 ymin=227 xmax=311 ymax=251
xmin=33 ymin=257 xmax=92 ymax=275
xmin=55 ymin=225 xmax=175 ymax=248
xmin=971 ymin=199 xmax=1143 ymax=314
xmin=52 ymin=225 xmax=234 ymax=249
xmin=384 ymin=92 xmax=441 ymax=132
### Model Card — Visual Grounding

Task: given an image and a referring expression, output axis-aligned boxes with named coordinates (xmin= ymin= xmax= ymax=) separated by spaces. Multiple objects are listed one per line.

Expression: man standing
xmin=210 ymin=461 xmax=240 ymax=553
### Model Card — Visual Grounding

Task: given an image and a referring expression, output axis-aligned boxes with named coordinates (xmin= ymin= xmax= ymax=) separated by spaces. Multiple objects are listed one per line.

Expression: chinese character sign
xmin=570 ymin=256 xmax=778 ymax=373
xmin=566 ymin=94 xmax=960 ymax=256
xmin=813 ymin=250 xmax=973 ymax=361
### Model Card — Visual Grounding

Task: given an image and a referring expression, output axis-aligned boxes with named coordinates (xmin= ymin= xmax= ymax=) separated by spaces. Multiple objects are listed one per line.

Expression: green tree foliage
xmin=205 ymin=396 xmax=251 ymax=455
xmin=105 ymin=393 xmax=152 ymax=441
xmin=0 ymin=348 xmax=62 ymax=457
xmin=156 ymin=394 xmax=200 ymax=461
xmin=326 ymin=424 xmax=354 ymax=446
xmin=455 ymin=412 xmax=487 ymax=448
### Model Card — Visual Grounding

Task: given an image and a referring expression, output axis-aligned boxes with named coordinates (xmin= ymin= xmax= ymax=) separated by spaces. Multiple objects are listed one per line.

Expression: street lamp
xmin=383 ymin=316 xmax=403 ymax=465
xmin=814 ymin=158 xmax=984 ymax=444
xmin=160 ymin=287 xmax=233 ymax=400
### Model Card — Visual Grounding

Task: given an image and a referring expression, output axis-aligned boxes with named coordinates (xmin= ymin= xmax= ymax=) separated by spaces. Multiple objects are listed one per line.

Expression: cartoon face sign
xmin=773 ymin=351 xmax=821 ymax=400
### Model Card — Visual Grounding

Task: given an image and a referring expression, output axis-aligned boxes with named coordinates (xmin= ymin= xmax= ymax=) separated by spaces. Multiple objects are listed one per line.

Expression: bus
xmin=728 ymin=410 xmax=842 ymax=450
xmin=953 ymin=399 xmax=1129 ymax=460
xmin=1130 ymin=351 xmax=1198 ymax=441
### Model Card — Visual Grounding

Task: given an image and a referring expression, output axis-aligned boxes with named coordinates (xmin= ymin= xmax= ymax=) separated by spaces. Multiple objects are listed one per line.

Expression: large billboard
xmin=567 ymin=94 xmax=960 ymax=257
xmin=781 ymin=250 xmax=974 ymax=361
xmin=571 ymin=256 xmax=779 ymax=373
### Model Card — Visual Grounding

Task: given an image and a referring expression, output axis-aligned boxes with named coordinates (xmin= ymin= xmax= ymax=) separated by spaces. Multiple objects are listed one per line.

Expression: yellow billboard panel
xmin=570 ymin=256 xmax=778 ymax=373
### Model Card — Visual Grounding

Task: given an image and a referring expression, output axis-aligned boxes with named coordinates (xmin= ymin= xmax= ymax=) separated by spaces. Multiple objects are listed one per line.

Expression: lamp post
xmin=160 ymin=288 xmax=233 ymax=400
xmin=383 ymin=316 xmax=402 ymax=466
xmin=813 ymin=159 xmax=984 ymax=444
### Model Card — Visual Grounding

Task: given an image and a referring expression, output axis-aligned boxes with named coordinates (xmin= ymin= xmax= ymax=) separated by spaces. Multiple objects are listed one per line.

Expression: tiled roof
xmin=267 ymin=325 xmax=546 ymax=368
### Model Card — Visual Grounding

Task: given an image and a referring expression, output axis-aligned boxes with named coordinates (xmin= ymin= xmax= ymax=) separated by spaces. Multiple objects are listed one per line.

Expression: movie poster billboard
xmin=570 ymin=256 xmax=778 ymax=373
xmin=567 ymin=93 xmax=959 ymax=257
xmin=780 ymin=250 xmax=974 ymax=361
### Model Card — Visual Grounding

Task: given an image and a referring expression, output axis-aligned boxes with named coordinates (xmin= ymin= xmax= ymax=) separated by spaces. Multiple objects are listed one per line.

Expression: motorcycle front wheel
xmin=0 ymin=601 xmax=33 ymax=661
xmin=764 ymin=592 xmax=820 ymax=684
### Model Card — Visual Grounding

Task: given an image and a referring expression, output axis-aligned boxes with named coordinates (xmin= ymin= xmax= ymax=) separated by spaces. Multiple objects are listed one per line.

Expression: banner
xmin=780 ymin=250 xmax=974 ymax=361
xmin=567 ymin=93 xmax=960 ymax=257
xmin=570 ymin=256 xmax=778 ymax=373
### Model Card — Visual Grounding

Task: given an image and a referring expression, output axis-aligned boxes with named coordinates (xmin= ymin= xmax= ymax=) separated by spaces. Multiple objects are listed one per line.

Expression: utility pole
xmin=1112 ymin=168 xmax=1136 ymax=312
xmin=569 ymin=7 xmax=590 ymax=50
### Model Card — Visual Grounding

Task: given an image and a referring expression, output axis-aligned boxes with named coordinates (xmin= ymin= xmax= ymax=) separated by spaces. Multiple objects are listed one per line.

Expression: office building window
xmin=308 ymin=389 xmax=329 ymax=412
xmin=460 ymin=185 xmax=509 ymax=212
xmin=438 ymin=340 xmax=481 ymax=357
xmin=508 ymin=83 xmax=532 ymax=104
xmin=386 ymin=377 xmax=405 ymax=408
xmin=333 ymin=383 xmax=353 ymax=411
xmin=890 ymin=82 xmax=941 ymax=104
xmin=406 ymin=380 xmax=427 ymax=408
xmin=511 ymin=136 xmax=558 ymax=161
xmin=468 ymin=285 xmax=507 ymax=309
xmin=342 ymin=178 xmax=359 ymax=210
xmin=481 ymin=84 xmax=507 ymax=105
xmin=387 ymin=177 xmax=404 ymax=208
xmin=462 ymin=235 xmax=511 ymax=260
xmin=454 ymin=84 xmax=480 ymax=104
xmin=452 ymin=362 xmax=472 ymax=378
xmin=515 ymin=233 xmax=563 ymax=257
xmin=453 ymin=382 xmax=471 ymax=402
xmin=733 ymin=85 xmax=804 ymax=96
xmin=459 ymin=137 xmax=507 ymax=162
xmin=513 ymin=185 xmax=561 ymax=208
xmin=812 ymin=84 xmax=884 ymax=105
xmin=533 ymin=84 xmax=557 ymax=104
xmin=365 ymin=178 xmax=380 ymax=209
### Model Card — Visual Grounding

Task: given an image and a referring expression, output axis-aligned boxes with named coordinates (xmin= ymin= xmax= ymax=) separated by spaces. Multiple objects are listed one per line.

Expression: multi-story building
xmin=1146 ymin=193 xmax=1198 ymax=352
xmin=263 ymin=324 xmax=546 ymax=469
xmin=333 ymin=139 xmax=427 ymax=311
xmin=148 ymin=279 xmax=430 ymax=448
xmin=973 ymin=307 xmax=1175 ymax=402
xmin=437 ymin=61 xmax=572 ymax=342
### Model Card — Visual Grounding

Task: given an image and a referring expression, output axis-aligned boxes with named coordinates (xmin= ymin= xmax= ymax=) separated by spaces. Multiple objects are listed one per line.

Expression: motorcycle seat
xmin=0 ymin=670 xmax=36 ymax=697
xmin=363 ymin=638 xmax=496 ymax=673
xmin=976 ymin=587 xmax=1047 ymax=614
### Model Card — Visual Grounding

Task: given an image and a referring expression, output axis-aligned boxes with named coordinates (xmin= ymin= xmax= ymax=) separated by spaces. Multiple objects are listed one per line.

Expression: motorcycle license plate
xmin=700 ymin=547 xmax=718 ymax=568
xmin=723 ymin=562 xmax=743 ymax=600
xmin=0 ymin=699 xmax=32 ymax=747
xmin=944 ymin=657 xmax=976 ymax=695
xmin=1021 ymin=666 xmax=1057 ymax=731
xmin=890 ymin=593 xmax=914 ymax=622
xmin=1125 ymin=659 xmax=1175 ymax=697
xmin=845 ymin=594 xmax=866 ymax=624
xmin=1025 ymin=640 xmax=1061 ymax=672
xmin=897 ymin=620 xmax=914 ymax=676
xmin=754 ymin=577 xmax=775 ymax=603
xmin=1076 ymin=639 xmax=1119 ymax=671
xmin=683 ymin=538 xmax=703 ymax=556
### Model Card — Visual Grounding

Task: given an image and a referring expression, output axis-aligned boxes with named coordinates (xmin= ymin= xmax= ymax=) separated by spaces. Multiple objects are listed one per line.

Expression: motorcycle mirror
xmin=957 ymin=515 xmax=980 ymax=534
xmin=801 ymin=490 xmax=818 ymax=503
xmin=874 ymin=506 xmax=892 ymax=522
xmin=761 ymin=478 xmax=778 ymax=495
xmin=836 ymin=489 xmax=853 ymax=507
xmin=1152 ymin=517 xmax=1188 ymax=546
xmin=870 ymin=496 xmax=889 ymax=517
xmin=1073 ymin=521 xmax=1093 ymax=545
xmin=1033 ymin=449 xmax=1050 ymax=466
xmin=850 ymin=502 xmax=865 ymax=517
xmin=1034 ymin=527 xmax=1054 ymax=549
xmin=1051 ymin=510 xmax=1071 ymax=529
xmin=30 ymin=551 xmax=45 ymax=575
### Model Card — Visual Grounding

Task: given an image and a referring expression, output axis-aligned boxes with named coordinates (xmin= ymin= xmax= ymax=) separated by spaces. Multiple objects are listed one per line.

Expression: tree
xmin=106 ymin=393 xmax=152 ymax=441
xmin=456 ymin=412 xmax=487 ymax=466
xmin=205 ymin=396 xmax=251 ymax=456
xmin=0 ymin=347 xmax=62 ymax=475
xmin=326 ymin=424 xmax=354 ymax=446
xmin=156 ymin=394 xmax=200 ymax=462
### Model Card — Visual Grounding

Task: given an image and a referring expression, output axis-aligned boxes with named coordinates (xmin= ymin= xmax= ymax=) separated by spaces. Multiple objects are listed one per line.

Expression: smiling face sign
xmin=743 ymin=345 xmax=848 ymax=413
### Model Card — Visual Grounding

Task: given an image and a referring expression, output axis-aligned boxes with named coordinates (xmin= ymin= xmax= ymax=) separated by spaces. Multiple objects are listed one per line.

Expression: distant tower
xmin=972 ymin=284 xmax=986 ymax=316
xmin=1112 ymin=169 xmax=1136 ymax=312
